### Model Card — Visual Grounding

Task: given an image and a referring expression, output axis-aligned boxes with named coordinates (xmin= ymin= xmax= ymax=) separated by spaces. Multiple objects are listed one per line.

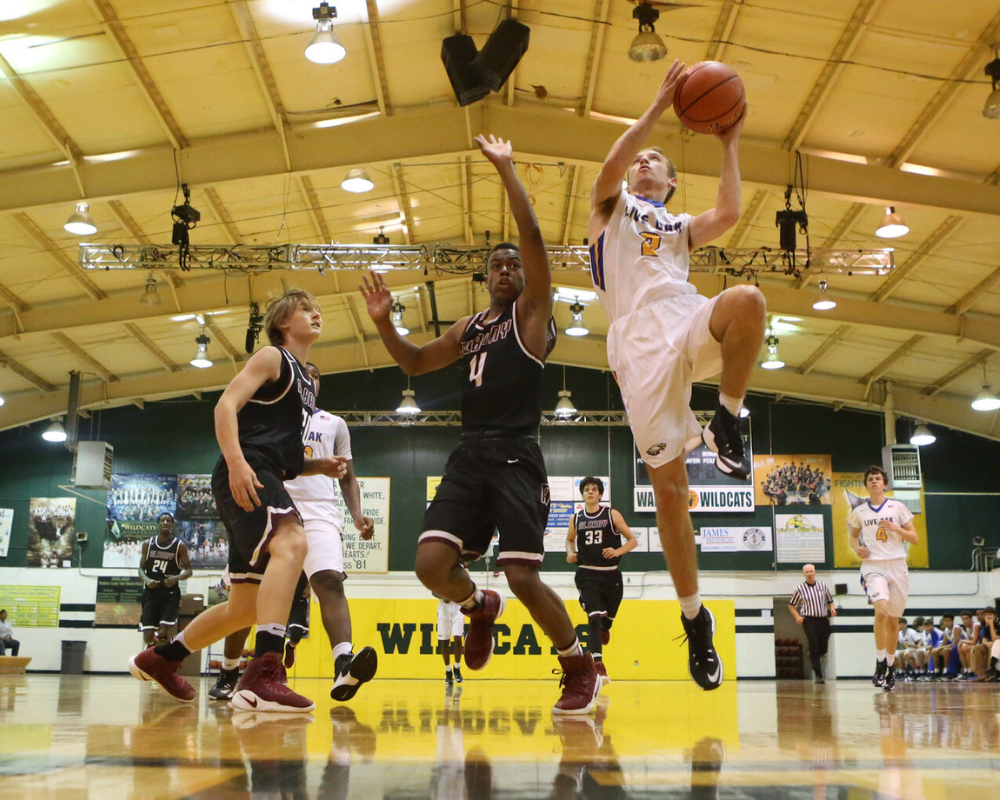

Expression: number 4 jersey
xmin=459 ymin=302 xmax=556 ymax=433
xmin=847 ymin=498 xmax=914 ymax=561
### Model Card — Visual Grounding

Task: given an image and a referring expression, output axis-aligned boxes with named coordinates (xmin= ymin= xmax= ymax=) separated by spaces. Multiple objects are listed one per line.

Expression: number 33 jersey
xmin=847 ymin=498 xmax=914 ymax=561
xmin=459 ymin=302 xmax=556 ymax=433
xmin=589 ymin=188 xmax=696 ymax=323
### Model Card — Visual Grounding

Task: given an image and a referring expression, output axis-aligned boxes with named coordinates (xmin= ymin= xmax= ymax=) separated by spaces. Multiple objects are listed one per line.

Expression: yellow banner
xmin=288 ymin=597 xmax=736 ymax=682
xmin=831 ymin=473 xmax=928 ymax=569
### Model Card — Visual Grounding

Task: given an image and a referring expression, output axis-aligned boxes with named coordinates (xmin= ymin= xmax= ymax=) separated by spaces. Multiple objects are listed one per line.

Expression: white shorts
xmin=861 ymin=558 xmax=909 ymax=617
xmin=437 ymin=600 xmax=465 ymax=640
xmin=302 ymin=515 xmax=345 ymax=577
xmin=608 ymin=293 xmax=723 ymax=468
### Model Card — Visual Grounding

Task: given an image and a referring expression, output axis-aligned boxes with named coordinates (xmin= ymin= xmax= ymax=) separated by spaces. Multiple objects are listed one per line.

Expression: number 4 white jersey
xmin=589 ymin=188 xmax=696 ymax=324
xmin=284 ymin=410 xmax=352 ymax=523
xmin=847 ymin=498 xmax=914 ymax=561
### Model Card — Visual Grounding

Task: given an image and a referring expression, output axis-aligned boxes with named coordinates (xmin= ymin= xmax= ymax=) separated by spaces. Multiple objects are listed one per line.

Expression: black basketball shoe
xmin=209 ymin=667 xmax=240 ymax=701
xmin=702 ymin=403 xmax=750 ymax=480
xmin=883 ymin=667 xmax=896 ymax=691
xmin=679 ymin=606 xmax=724 ymax=691
xmin=872 ymin=659 xmax=887 ymax=688
xmin=331 ymin=647 xmax=378 ymax=702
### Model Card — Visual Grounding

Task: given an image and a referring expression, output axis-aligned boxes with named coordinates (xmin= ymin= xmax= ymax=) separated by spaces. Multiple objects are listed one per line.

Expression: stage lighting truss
xmin=78 ymin=243 xmax=894 ymax=279
xmin=329 ymin=410 xmax=630 ymax=427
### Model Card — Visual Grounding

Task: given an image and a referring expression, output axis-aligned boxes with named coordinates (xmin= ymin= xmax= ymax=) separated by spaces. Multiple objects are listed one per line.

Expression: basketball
xmin=673 ymin=61 xmax=746 ymax=135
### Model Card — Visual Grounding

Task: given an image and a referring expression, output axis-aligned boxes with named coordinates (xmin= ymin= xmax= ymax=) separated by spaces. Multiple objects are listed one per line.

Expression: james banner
xmin=753 ymin=454 xmax=832 ymax=506
xmin=831 ymin=472 xmax=929 ymax=568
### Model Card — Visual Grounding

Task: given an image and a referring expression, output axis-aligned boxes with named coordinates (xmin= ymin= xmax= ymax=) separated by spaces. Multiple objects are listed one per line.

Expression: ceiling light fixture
xmin=391 ymin=301 xmax=409 ymax=336
xmin=42 ymin=418 xmax=67 ymax=443
xmin=984 ymin=48 xmax=1000 ymax=119
xmin=628 ymin=2 xmax=667 ymax=62
xmin=760 ymin=333 xmax=784 ymax=370
xmin=64 ymin=202 xmax=97 ymax=236
xmin=971 ymin=363 xmax=1000 ymax=411
xmin=909 ymin=423 xmax=936 ymax=446
xmin=565 ymin=302 xmax=588 ymax=337
xmin=305 ymin=2 xmax=346 ymax=64
xmin=190 ymin=330 xmax=213 ymax=369
xmin=812 ymin=278 xmax=836 ymax=310
xmin=373 ymin=226 xmax=390 ymax=245
xmin=397 ymin=380 xmax=420 ymax=415
xmin=140 ymin=275 xmax=161 ymax=305
xmin=341 ymin=167 xmax=374 ymax=193
xmin=554 ymin=366 xmax=577 ymax=418
xmin=875 ymin=206 xmax=908 ymax=238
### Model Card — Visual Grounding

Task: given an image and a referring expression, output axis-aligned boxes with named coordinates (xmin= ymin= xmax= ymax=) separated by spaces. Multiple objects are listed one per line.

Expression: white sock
xmin=877 ymin=649 xmax=886 ymax=661
xmin=719 ymin=393 xmax=744 ymax=417
xmin=222 ymin=656 xmax=241 ymax=671
xmin=332 ymin=641 xmax=353 ymax=660
xmin=257 ymin=622 xmax=286 ymax=638
xmin=679 ymin=593 xmax=702 ymax=621
xmin=557 ymin=639 xmax=583 ymax=658
xmin=445 ymin=664 xmax=452 ymax=672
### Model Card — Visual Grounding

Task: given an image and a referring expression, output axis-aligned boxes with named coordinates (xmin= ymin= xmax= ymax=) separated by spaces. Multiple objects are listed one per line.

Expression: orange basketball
xmin=673 ymin=61 xmax=746 ymax=135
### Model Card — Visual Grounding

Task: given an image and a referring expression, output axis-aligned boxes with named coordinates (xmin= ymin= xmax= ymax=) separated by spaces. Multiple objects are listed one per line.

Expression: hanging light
xmin=0 ymin=394 xmax=5 ymax=407
xmin=875 ymin=206 xmax=908 ymax=239
xmin=341 ymin=168 xmax=374 ymax=193
xmin=42 ymin=418 xmax=67 ymax=443
xmin=305 ymin=3 xmax=346 ymax=64
xmin=628 ymin=2 xmax=667 ymax=63
xmin=64 ymin=202 xmax=97 ymax=235
xmin=565 ymin=302 xmax=588 ymax=337
xmin=909 ymin=424 xmax=935 ymax=446
xmin=812 ymin=278 xmax=836 ymax=311
xmin=760 ymin=333 xmax=784 ymax=370
xmin=190 ymin=331 xmax=213 ymax=369
xmin=554 ymin=366 xmax=577 ymax=417
xmin=984 ymin=50 xmax=1000 ymax=119
xmin=140 ymin=275 xmax=162 ymax=305
xmin=397 ymin=388 xmax=420 ymax=414
xmin=971 ymin=363 xmax=1000 ymax=411
xmin=391 ymin=301 xmax=409 ymax=336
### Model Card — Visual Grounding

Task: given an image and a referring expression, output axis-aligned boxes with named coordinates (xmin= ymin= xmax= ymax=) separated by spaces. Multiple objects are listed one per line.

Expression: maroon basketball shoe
xmin=553 ymin=652 xmax=601 ymax=715
xmin=463 ymin=590 xmax=505 ymax=671
xmin=595 ymin=659 xmax=611 ymax=686
xmin=232 ymin=651 xmax=315 ymax=713
xmin=600 ymin=628 xmax=610 ymax=646
xmin=129 ymin=649 xmax=195 ymax=702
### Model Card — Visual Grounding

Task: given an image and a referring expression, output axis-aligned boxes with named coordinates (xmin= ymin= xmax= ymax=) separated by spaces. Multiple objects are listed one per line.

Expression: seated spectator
xmin=956 ymin=610 xmax=980 ymax=681
xmin=931 ymin=613 xmax=957 ymax=679
xmin=971 ymin=607 xmax=997 ymax=681
xmin=895 ymin=618 xmax=923 ymax=680
xmin=0 ymin=610 xmax=20 ymax=657
xmin=919 ymin=617 xmax=943 ymax=680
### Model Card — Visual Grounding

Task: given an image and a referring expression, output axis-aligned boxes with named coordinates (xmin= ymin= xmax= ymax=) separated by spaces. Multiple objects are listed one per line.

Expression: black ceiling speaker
xmin=471 ymin=19 xmax=530 ymax=92
xmin=441 ymin=34 xmax=490 ymax=107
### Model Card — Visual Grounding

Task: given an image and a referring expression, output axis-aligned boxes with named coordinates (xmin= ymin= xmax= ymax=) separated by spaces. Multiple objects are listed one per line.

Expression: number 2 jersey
xmin=847 ymin=498 xmax=914 ymax=561
xmin=460 ymin=302 xmax=556 ymax=433
xmin=588 ymin=188 xmax=696 ymax=324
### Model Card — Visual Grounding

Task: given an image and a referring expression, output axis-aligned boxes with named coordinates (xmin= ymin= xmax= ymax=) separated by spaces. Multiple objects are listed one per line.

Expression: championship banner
xmin=0 ymin=508 xmax=13 ymax=558
xmin=107 ymin=474 xmax=178 ymax=538
xmin=831 ymin=473 xmax=929 ymax=568
xmin=334 ymin=477 xmax=390 ymax=573
xmin=0 ymin=586 xmax=60 ymax=627
xmin=753 ymin=454 xmax=832 ymax=505
xmin=699 ymin=526 xmax=772 ymax=553
xmin=94 ymin=576 xmax=144 ymax=628
xmin=27 ymin=497 xmax=76 ymax=568
xmin=775 ymin=514 xmax=826 ymax=563
xmin=634 ymin=412 xmax=753 ymax=513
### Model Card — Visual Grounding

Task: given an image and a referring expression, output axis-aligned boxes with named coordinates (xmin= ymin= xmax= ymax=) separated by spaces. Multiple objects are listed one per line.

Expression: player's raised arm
xmin=688 ymin=113 xmax=744 ymax=250
xmin=361 ymin=271 xmax=467 ymax=375
xmin=589 ymin=60 xmax=686 ymax=236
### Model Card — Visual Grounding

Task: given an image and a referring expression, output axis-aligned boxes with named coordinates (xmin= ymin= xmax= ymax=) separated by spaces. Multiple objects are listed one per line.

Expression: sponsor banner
xmin=753 ymin=454 xmax=832 ymax=506
xmin=543 ymin=501 xmax=575 ymax=553
xmin=27 ymin=497 xmax=76 ymax=568
xmin=334 ymin=477 xmax=390 ymax=573
xmin=635 ymin=412 xmax=753 ymax=513
xmin=700 ymin=526 xmax=772 ymax=553
xmin=0 ymin=586 xmax=60 ymax=627
xmin=628 ymin=526 xmax=652 ymax=552
xmin=94 ymin=576 xmax=144 ymax=628
xmin=776 ymin=513 xmax=826 ymax=563
xmin=0 ymin=508 xmax=13 ymax=558
xmin=831 ymin=473 xmax=929 ymax=569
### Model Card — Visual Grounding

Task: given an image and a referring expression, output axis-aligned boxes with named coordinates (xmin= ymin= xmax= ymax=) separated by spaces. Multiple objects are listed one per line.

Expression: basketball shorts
xmin=437 ymin=600 xmax=465 ymax=640
xmin=212 ymin=454 xmax=301 ymax=584
xmin=302 ymin=515 xmax=345 ymax=578
xmin=607 ymin=293 xmax=723 ymax=468
xmin=139 ymin=586 xmax=181 ymax=630
xmin=861 ymin=558 xmax=909 ymax=617
xmin=575 ymin=568 xmax=624 ymax=623
xmin=421 ymin=436 xmax=550 ymax=567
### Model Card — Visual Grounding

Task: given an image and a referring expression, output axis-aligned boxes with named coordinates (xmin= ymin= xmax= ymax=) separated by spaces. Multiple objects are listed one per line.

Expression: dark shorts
xmin=421 ymin=436 xmax=550 ymax=567
xmin=212 ymin=455 xmax=300 ymax=584
xmin=575 ymin=568 xmax=624 ymax=623
xmin=140 ymin=586 xmax=181 ymax=630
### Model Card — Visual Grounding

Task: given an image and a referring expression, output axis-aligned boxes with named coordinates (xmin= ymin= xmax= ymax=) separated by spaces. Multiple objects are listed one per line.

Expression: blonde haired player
xmin=848 ymin=465 xmax=918 ymax=691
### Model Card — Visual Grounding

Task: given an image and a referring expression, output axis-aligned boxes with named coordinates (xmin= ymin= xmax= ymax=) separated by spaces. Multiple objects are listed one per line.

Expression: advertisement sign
xmin=699 ymin=526 xmax=772 ymax=553
xmin=753 ymin=454 xmax=832 ymax=505
xmin=775 ymin=514 xmax=826 ymax=563
xmin=0 ymin=586 xmax=60 ymax=627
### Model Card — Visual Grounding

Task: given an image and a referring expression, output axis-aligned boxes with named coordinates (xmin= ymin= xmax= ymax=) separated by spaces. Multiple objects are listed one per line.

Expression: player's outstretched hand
xmin=475 ymin=134 xmax=512 ymax=166
xmin=355 ymin=515 xmax=375 ymax=540
xmin=655 ymin=59 xmax=687 ymax=113
xmin=230 ymin=459 xmax=263 ymax=511
xmin=360 ymin=271 xmax=392 ymax=323
xmin=716 ymin=105 xmax=746 ymax=145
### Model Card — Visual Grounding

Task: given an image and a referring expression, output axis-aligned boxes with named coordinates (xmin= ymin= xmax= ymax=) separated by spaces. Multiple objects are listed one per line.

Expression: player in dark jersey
xmin=138 ymin=512 xmax=192 ymax=647
xmin=362 ymin=134 xmax=600 ymax=715
xmin=566 ymin=477 xmax=637 ymax=686
xmin=129 ymin=290 xmax=347 ymax=712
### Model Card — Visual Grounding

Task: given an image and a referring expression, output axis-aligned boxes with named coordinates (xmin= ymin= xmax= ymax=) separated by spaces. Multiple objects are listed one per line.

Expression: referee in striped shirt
xmin=789 ymin=564 xmax=837 ymax=683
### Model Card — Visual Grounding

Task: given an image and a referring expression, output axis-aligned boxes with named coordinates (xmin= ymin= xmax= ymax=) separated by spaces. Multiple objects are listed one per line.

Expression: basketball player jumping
xmin=362 ymin=134 xmax=600 ymax=714
xmin=848 ymin=465 xmax=917 ymax=691
xmin=587 ymin=60 xmax=764 ymax=689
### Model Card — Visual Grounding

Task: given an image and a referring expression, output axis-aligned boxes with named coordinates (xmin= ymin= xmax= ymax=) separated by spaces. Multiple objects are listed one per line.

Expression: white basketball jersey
xmin=284 ymin=410 xmax=352 ymax=523
xmin=589 ymin=188 xmax=696 ymax=323
xmin=847 ymin=498 xmax=914 ymax=561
